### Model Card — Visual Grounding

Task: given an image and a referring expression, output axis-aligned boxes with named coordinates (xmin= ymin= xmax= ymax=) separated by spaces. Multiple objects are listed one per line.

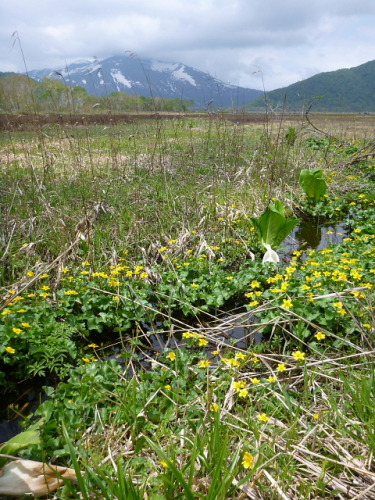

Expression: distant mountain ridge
xmin=27 ymin=55 xmax=262 ymax=109
xmin=249 ymin=60 xmax=375 ymax=112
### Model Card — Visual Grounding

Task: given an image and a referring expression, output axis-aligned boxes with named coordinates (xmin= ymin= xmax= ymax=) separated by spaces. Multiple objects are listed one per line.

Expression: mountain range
xmin=2 ymin=56 xmax=375 ymax=112
xmin=26 ymin=54 xmax=262 ymax=109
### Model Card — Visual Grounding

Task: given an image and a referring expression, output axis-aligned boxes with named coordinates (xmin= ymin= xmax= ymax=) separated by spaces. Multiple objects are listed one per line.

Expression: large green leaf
xmin=250 ymin=201 xmax=300 ymax=249
xmin=299 ymin=169 xmax=327 ymax=202
xmin=0 ymin=430 xmax=40 ymax=467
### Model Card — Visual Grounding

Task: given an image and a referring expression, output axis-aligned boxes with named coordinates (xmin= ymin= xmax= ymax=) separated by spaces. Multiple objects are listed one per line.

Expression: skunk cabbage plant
xmin=250 ymin=201 xmax=300 ymax=264
xmin=299 ymin=169 xmax=327 ymax=203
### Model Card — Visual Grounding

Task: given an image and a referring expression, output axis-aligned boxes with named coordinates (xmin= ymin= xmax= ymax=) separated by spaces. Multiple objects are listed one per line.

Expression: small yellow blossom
xmin=21 ymin=322 xmax=31 ymax=328
xmin=250 ymin=378 xmax=260 ymax=384
xmin=26 ymin=271 xmax=35 ymax=277
xmin=88 ymin=343 xmax=99 ymax=348
xmin=238 ymin=388 xmax=249 ymax=397
xmin=258 ymin=413 xmax=270 ymax=422
xmin=166 ymin=351 xmax=176 ymax=361
xmin=160 ymin=460 xmax=169 ymax=468
xmin=282 ymin=299 xmax=293 ymax=309
xmin=242 ymin=451 xmax=254 ymax=469
xmin=235 ymin=352 xmax=246 ymax=360
xmin=267 ymin=376 xmax=277 ymax=382
xmin=191 ymin=283 xmax=199 ymax=288
xmin=292 ymin=350 xmax=306 ymax=361
xmin=250 ymin=280 xmax=261 ymax=289
xmin=314 ymin=332 xmax=326 ymax=340
xmin=5 ymin=347 xmax=16 ymax=354
xmin=12 ymin=328 xmax=23 ymax=334
xmin=1 ymin=309 xmax=13 ymax=316
xmin=210 ymin=403 xmax=219 ymax=412
xmin=164 ymin=385 xmax=172 ymax=390
xmin=198 ymin=338 xmax=209 ymax=347
xmin=276 ymin=362 xmax=287 ymax=372
xmin=197 ymin=360 xmax=211 ymax=368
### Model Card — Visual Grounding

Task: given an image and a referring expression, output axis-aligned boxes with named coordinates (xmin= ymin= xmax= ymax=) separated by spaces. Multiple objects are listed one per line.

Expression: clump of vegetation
xmin=1 ymin=107 xmax=375 ymax=498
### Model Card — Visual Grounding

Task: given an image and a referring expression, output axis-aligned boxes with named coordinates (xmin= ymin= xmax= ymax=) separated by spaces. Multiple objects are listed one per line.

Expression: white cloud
xmin=1 ymin=0 xmax=374 ymax=89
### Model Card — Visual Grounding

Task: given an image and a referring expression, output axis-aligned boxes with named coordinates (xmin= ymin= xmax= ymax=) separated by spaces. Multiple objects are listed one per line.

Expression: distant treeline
xmin=0 ymin=74 xmax=194 ymax=113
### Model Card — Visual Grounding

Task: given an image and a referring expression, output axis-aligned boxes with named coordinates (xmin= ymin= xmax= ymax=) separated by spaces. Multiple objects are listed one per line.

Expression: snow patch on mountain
xmin=172 ymin=66 xmax=196 ymax=86
xmin=110 ymin=69 xmax=132 ymax=89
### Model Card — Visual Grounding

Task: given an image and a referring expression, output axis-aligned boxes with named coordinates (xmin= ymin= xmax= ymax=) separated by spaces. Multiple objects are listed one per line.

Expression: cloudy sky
xmin=1 ymin=0 xmax=374 ymax=90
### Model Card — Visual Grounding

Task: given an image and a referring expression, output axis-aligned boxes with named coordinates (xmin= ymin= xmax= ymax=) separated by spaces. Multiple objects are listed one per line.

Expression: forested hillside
xmin=0 ymin=74 xmax=193 ymax=113
xmin=249 ymin=60 xmax=375 ymax=112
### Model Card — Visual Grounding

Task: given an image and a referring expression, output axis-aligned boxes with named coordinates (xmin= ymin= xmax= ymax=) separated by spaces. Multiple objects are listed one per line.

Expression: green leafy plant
xmin=299 ymin=168 xmax=327 ymax=203
xmin=250 ymin=200 xmax=299 ymax=262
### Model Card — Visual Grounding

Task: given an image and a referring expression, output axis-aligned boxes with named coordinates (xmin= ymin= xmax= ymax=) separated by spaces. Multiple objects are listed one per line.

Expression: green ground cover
xmin=0 ymin=113 xmax=374 ymax=498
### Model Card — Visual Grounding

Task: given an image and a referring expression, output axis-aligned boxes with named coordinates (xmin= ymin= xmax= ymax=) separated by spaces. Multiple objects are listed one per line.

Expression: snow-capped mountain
xmin=27 ymin=54 xmax=262 ymax=109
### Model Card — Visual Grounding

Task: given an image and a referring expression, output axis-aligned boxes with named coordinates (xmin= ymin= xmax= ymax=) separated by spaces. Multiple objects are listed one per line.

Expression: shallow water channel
xmin=0 ymin=218 xmax=348 ymax=442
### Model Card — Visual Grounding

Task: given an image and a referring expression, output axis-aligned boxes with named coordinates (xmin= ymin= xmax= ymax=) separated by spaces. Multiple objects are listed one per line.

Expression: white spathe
xmin=0 ymin=459 xmax=77 ymax=497
xmin=262 ymin=243 xmax=280 ymax=264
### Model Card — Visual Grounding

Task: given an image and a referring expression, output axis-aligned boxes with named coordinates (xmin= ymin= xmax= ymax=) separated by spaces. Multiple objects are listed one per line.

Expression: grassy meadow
xmin=0 ymin=110 xmax=374 ymax=499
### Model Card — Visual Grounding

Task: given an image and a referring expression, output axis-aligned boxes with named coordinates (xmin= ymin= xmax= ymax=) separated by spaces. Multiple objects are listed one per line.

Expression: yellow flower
xmin=212 ymin=350 xmax=220 ymax=355
xmin=235 ymin=352 xmax=246 ymax=360
xmin=5 ymin=347 xmax=16 ymax=354
xmin=166 ymin=351 xmax=176 ymax=361
xmin=160 ymin=460 xmax=169 ymax=468
xmin=242 ymin=451 xmax=254 ymax=469
xmin=21 ymin=322 xmax=31 ymax=328
xmin=82 ymin=357 xmax=96 ymax=363
xmin=26 ymin=271 xmax=35 ymax=277
xmin=158 ymin=247 xmax=168 ymax=253
xmin=238 ymin=388 xmax=249 ymax=397
xmin=222 ymin=357 xmax=240 ymax=368
xmin=64 ymin=290 xmax=79 ymax=295
xmin=249 ymin=300 xmax=259 ymax=307
xmin=197 ymin=360 xmax=211 ymax=368
xmin=198 ymin=338 xmax=209 ymax=347
xmin=314 ymin=332 xmax=326 ymax=340
xmin=39 ymin=273 xmax=49 ymax=278
xmin=12 ymin=328 xmax=23 ymax=334
xmin=292 ymin=350 xmax=306 ymax=361
xmin=250 ymin=280 xmax=261 ymax=289
xmin=1 ymin=309 xmax=13 ymax=316
xmin=267 ymin=376 xmax=277 ymax=382
xmin=282 ymin=299 xmax=293 ymax=309
xmin=164 ymin=384 xmax=172 ymax=390
xmin=88 ymin=343 xmax=99 ymax=348
xmin=257 ymin=413 xmax=270 ymax=422
xmin=250 ymin=378 xmax=260 ymax=384
xmin=232 ymin=380 xmax=247 ymax=391
xmin=210 ymin=403 xmax=219 ymax=412
xmin=276 ymin=363 xmax=286 ymax=372
xmin=140 ymin=272 xmax=148 ymax=279
xmin=312 ymin=413 xmax=320 ymax=420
